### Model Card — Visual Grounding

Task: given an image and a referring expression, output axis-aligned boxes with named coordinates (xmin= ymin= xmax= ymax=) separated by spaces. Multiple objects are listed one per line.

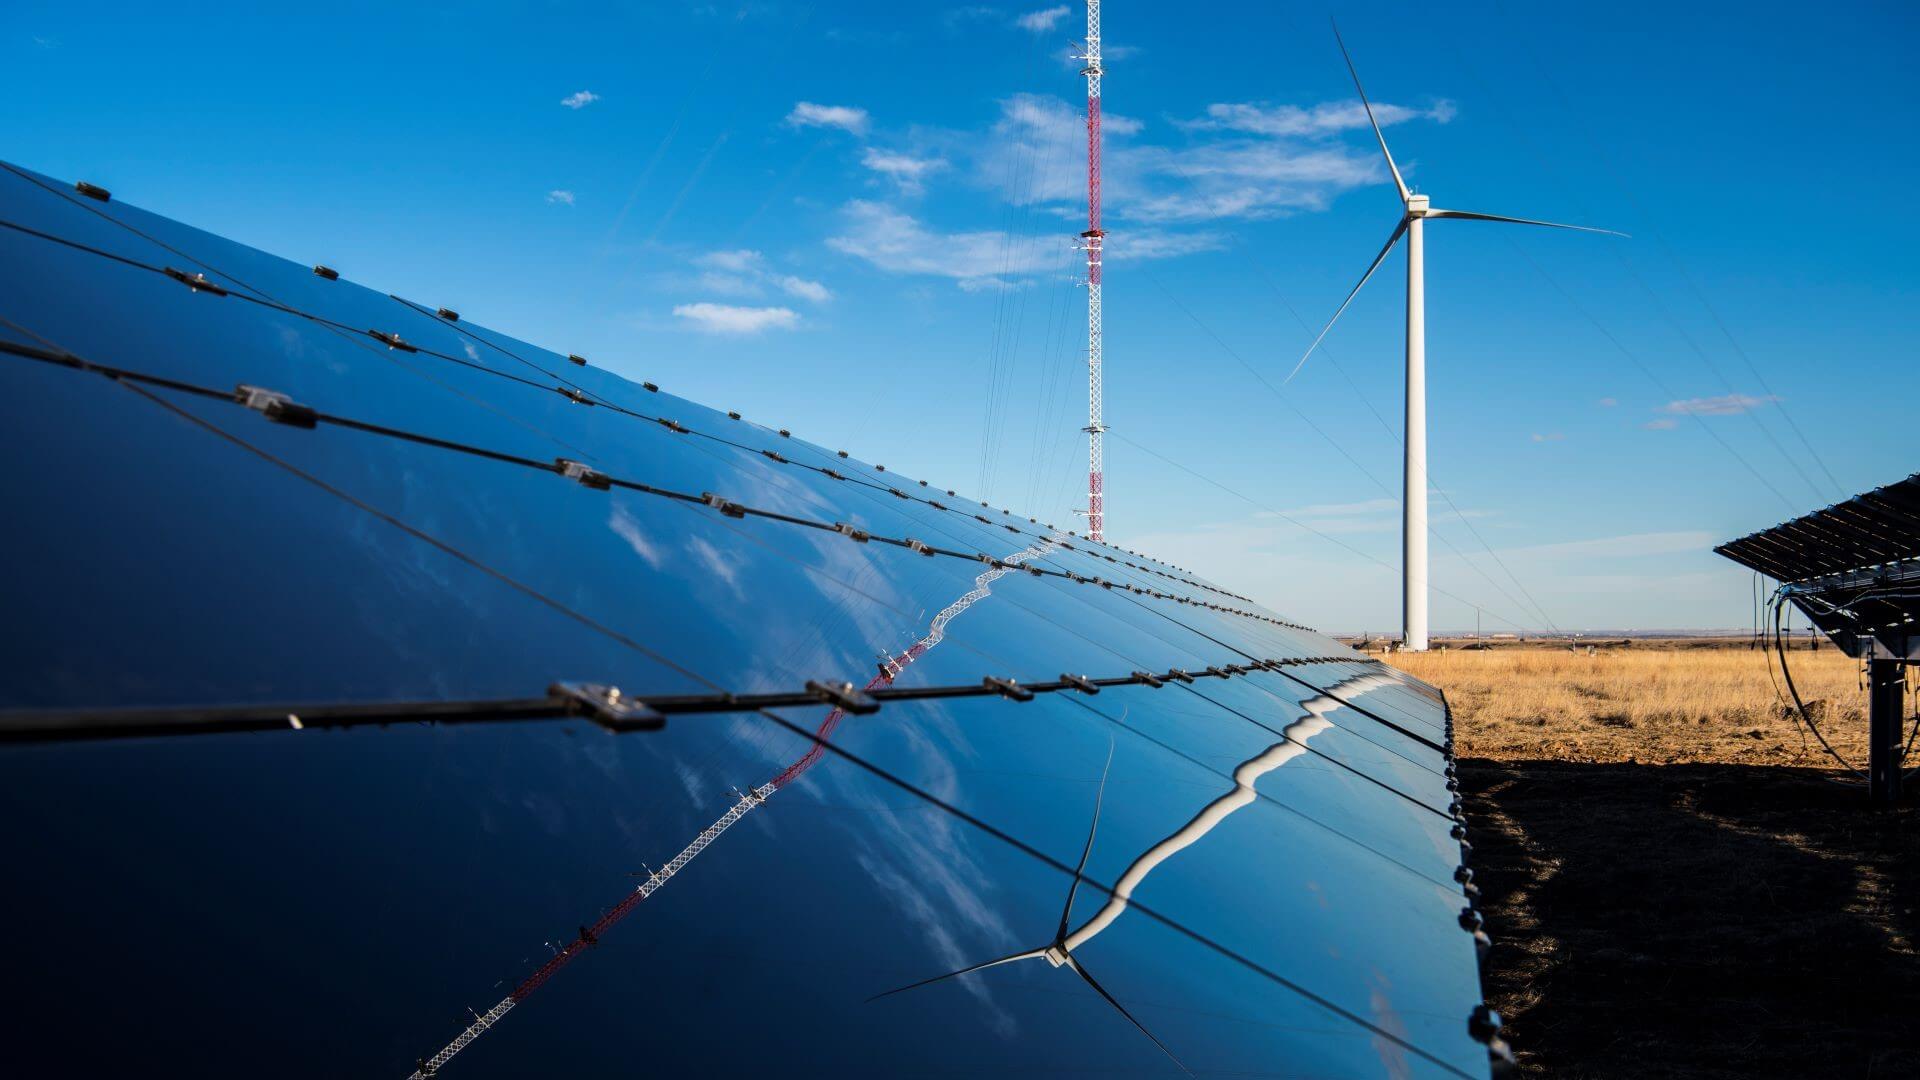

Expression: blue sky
xmin=5 ymin=1 xmax=1915 ymax=632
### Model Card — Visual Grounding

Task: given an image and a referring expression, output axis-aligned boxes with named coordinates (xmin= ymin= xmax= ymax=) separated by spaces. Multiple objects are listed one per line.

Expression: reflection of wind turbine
xmin=868 ymin=744 xmax=1186 ymax=1068
xmin=871 ymin=686 xmax=1359 ymax=1072
xmin=1292 ymin=22 xmax=1624 ymax=653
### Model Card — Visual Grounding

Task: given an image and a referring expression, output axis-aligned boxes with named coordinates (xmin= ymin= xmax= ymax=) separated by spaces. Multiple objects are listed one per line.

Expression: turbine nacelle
xmin=1405 ymin=193 xmax=1431 ymax=218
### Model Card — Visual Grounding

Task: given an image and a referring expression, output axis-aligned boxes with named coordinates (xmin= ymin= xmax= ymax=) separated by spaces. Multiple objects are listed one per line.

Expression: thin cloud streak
xmin=786 ymin=101 xmax=870 ymax=135
xmin=1180 ymin=99 xmax=1457 ymax=137
xmin=973 ymin=92 xmax=1445 ymax=225
xmin=1491 ymin=530 xmax=1717 ymax=560
xmin=672 ymin=302 xmax=801 ymax=334
xmin=1014 ymin=5 xmax=1069 ymax=32
xmin=1661 ymin=392 xmax=1780 ymax=416
xmin=687 ymin=250 xmax=832 ymax=303
xmin=827 ymin=200 xmax=1068 ymax=287
xmin=861 ymin=147 xmax=949 ymax=193
xmin=776 ymin=275 xmax=832 ymax=302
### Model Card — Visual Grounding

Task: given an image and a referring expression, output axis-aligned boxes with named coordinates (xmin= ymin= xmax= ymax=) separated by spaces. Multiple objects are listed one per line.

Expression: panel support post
xmin=1868 ymin=657 xmax=1905 ymax=807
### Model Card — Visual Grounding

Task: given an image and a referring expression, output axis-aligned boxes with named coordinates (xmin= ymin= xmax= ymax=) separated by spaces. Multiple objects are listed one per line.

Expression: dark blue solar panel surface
xmin=0 ymin=161 xmax=1493 ymax=1078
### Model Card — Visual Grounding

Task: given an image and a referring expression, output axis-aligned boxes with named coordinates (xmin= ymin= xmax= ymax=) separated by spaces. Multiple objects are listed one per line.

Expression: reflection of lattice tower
xmin=405 ymin=533 xmax=1065 ymax=1080
xmin=1079 ymin=0 xmax=1106 ymax=542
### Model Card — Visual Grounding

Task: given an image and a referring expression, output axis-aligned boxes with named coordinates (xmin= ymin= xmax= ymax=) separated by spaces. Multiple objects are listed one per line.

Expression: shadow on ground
xmin=1459 ymin=759 xmax=1919 ymax=1078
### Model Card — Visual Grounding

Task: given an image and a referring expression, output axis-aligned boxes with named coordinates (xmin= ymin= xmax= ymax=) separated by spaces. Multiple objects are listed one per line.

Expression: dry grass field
xmin=1390 ymin=643 xmax=1876 ymax=768
xmin=1384 ymin=643 xmax=1919 ymax=1079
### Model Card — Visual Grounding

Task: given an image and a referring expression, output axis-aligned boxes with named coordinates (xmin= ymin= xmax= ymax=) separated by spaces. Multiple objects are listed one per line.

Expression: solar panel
xmin=0 ymin=159 xmax=1501 ymax=1077
xmin=1716 ymin=473 xmax=1920 ymax=659
xmin=1716 ymin=473 xmax=1920 ymax=584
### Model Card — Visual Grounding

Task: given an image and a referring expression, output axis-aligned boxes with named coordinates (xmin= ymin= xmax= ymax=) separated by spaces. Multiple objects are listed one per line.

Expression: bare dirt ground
xmin=1386 ymin=643 xmax=1919 ymax=1078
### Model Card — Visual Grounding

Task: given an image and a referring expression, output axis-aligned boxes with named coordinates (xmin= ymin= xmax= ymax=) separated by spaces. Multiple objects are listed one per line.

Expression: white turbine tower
xmin=1294 ymin=23 xmax=1624 ymax=652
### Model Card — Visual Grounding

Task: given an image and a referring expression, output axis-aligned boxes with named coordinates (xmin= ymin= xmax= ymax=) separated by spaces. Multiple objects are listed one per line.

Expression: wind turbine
xmin=1293 ymin=23 xmax=1624 ymax=652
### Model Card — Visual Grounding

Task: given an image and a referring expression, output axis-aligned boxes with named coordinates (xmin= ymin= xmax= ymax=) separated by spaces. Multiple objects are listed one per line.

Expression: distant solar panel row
xmin=0 ymin=160 xmax=1500 ymax=1078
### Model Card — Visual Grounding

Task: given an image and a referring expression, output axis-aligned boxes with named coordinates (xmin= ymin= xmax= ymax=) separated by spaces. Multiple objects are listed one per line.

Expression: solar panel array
xmin=1715 ymin=473 xmax=1920 ymax=584
xmin=0 ymin=160 xmax=1500 ymax=1078
xmin=1717 ymin=473 xmax=1920 ymax=660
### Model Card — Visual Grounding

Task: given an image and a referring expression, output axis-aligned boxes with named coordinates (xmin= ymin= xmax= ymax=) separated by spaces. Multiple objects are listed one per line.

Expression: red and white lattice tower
xmin=1078 ymin=0 xmax=1106 ymax=542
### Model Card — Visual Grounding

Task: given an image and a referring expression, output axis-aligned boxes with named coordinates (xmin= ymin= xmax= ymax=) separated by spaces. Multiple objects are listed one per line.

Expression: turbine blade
xmin=865 ymin=947 xmax=1049 ymax=1002
xmin=1332 ymin=20 xmax=1409 ymax=203
xmin=1058 ymin=740 xmax=1116 ymax=941
xmin=1066 ymin=956 xmax=1192 ymax=1076
xmin=1285 ymin=218 xmax=1408 ymax=385
xmin=1425 ymin=208 xmax=1628 ymax=238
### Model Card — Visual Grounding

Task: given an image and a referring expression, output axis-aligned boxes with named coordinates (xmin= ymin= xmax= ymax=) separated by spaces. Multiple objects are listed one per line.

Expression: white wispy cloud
xmin=1128 ymin=142 xmax=1381 ymax=222
xmin=545 ymin=189 xmax=575 ymax=205
xmin=826 ymin=200 xmax=1070 ymax=287
xmin=672 ymin=302 xmax=801 ymax=334
xmin=804 ymin=86 xmax=1452 ymax=267
xmin=1246 ymin=497 xmax=1403 ymax=535
xmin=1181 ymin=99 xmax=1457 ymax=138
xmin=686 ymin=250 xmax=830 ymax=303
xmin=1597 ymin=397 xmax=1618 ymax=407
xmin=693 ymin=271 xmax=762 ymax=297
xmin=1494 ymin=530 xmax=1716 ymax=560
xmin=827 ymin=197 xmax=1216 ymax=288
xmin=1126 ymin=510 xmax=1729 ymax=630
xmin=786 ymin=101 xmax=870 ymax=135
xmin=978 ymin=93 xmax=1144 ymax=206
xmin=1532 ymin=432 xmax=1565 ymax=442
xmin=775 ymin=275 xmax=832 ymax=302
xmin=1103 ymin=228 xmax=1228 ymax=261
xmin=1015 ymin=5 xmax=1069 ymax=32
xmin=860 ymin=147 xmax=949 ymax=193
xmin=559 ymin=90 xmax=601 ymax=109
xmin=807 ymin=86 xmax=1456 ymax=287
xmin=1642 ymin=418 xmax=1678 ymax=430
xmin=1285 ymin=497 xmax=1399 ymax=518
xmin=696 ymin=249 xmax=762 ymax=272
xmin=975 ymin=92 xmax=1396 ymax=225
xmin=1661 ymin=392 xmax=1779 ymax=416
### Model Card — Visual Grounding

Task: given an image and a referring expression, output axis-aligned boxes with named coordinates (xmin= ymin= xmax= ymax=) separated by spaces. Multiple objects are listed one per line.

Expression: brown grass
xmin=1378 ymin=644 xmax=1918 ymax=1078
xmin=1387 ymin=645 xmax=1873 ymax=769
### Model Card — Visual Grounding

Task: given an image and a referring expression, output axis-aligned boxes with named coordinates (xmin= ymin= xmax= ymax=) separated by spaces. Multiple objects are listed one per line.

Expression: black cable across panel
xmin=0 ymin=659 xmax=1351 ymax=744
